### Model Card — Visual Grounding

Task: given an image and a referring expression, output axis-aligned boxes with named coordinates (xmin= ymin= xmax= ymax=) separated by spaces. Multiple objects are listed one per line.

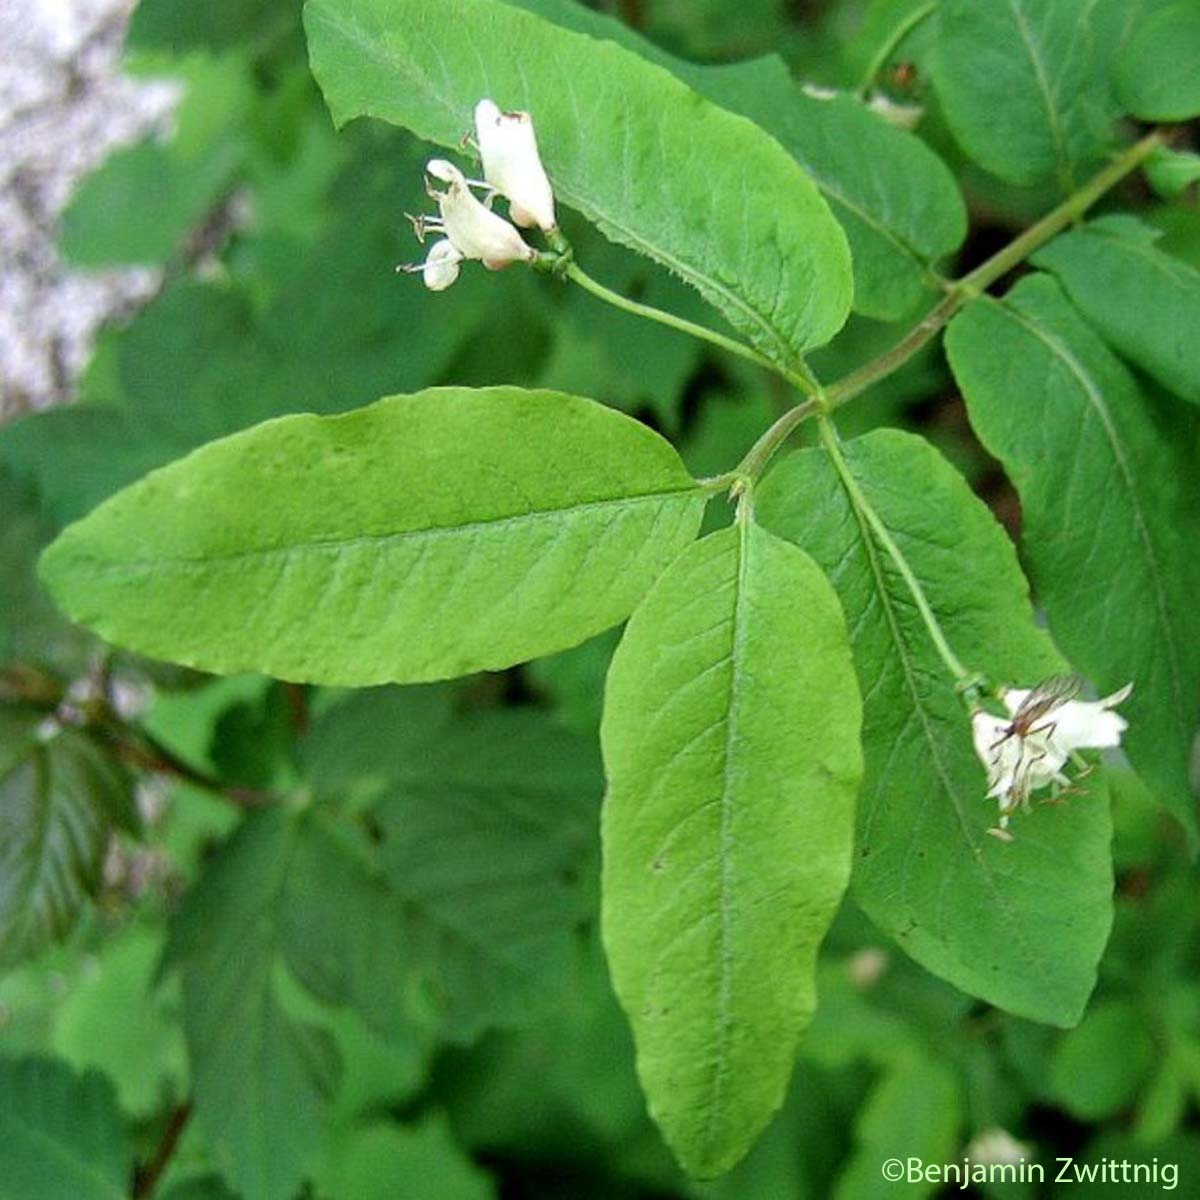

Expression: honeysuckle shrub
xmin=1 ymin=0 xmax=1199 ymax=1195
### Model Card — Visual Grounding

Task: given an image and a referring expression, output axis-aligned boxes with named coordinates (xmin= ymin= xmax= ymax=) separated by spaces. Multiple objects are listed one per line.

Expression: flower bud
xmin=420 ymin=238 xmax=463 ymax=291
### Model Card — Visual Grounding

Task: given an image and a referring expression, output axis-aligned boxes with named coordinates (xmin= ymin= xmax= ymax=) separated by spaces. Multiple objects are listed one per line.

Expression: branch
xmin=132 ymin=1101 xmax=193 ymax=1199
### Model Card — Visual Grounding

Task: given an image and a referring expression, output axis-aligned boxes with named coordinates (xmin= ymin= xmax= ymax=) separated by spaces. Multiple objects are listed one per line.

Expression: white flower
xmin=400 ymin=158 xmax=535 ymax=289
xmin=424 ymin=158 xmax=535 ymax=268
xmin=474 ymin=98 xmax=557 ymax=232
xmin=970 ymin=680 xmax=1132 ymax=832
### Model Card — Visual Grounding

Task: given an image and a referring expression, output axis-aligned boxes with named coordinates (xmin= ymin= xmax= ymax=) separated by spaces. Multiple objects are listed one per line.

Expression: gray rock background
xmin=0 ymin=0 xmax=178 ymax=419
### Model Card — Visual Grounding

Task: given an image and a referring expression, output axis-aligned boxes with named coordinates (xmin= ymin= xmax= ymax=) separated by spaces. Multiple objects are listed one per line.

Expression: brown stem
xmin=132 ymin=1101 xmax=193 ymax=1199
xmin=106 ymin=727 xmax=273 ymax=808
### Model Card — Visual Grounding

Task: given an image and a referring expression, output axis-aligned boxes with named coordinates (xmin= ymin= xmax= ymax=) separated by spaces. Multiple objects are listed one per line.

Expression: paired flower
xmin=473 ymin=99 xmax=557 ymax=232
xmin=970 ymin=678 xmax=1132 ymax=836
xmin=401 ymin=98 xmax=556 ymax=290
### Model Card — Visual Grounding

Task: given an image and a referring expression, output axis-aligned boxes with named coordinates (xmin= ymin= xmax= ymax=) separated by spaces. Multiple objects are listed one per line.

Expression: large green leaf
xmin=303 ymin=0 xmax=853 ymax=364
xmin=757 ymin=430 xmax=1114 ymax=1025
xmin=1115 ymin=0 xmax=1200 ymax=120
xmin=932 ymin=0 xmax=1115 ymax=189
xmin=165 ymin=809 xmax=339 ymax=1200
xmin=0 ymin=1056 xmax=131 ymax=1200
xmin=40 ymin=388 xmax=705 ymax=685
xmin=945 ymin=275 xmax=1200 ymax=841
xmin=601 ymin=521 xmax=862 ymax=1177
xmin=1032 ymin=216 xmax=1200 ymax=406
xmin=493 ymin=0 xmax=964 ymax=320
xmin=0 ymin=712 xmax=136 ymax=968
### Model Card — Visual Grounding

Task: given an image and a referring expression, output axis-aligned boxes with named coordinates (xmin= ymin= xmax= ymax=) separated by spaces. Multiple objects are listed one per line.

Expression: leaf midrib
xmin=834 ymin=460 xmax=1041 ymax=975
xmin=699 ymin=521 xmax=747 ymax=1149
xmin=63 ymin=487 xmax=699 ymax=579
xmin=1006 ymin=0 xmax=1073 ymax=188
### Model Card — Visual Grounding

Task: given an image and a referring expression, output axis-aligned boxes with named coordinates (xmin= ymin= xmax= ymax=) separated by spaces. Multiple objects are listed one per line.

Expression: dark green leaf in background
xmin=370 ymin=710 xmax=599 ymax=1039
xmin=602 ymin=521 xmax=862 ymax=1176
xmin=933 ymin=0 xmax=1115 ymax=189
xmin=39 ymin=388 xmax=706 ymax=685
xmin=314 ymin=1114 xmax=495 ymax=1200
xmin=303 ymin=0 xmax=854 ymax=365
xmin=58 ymin=56 xmax=254 ymax=267
xmin=758 ymin=430 xmax=1114 ymax=1025
xmin=832 ymin=1054 xmax=962 ymax=1200
xmin=946 ymin=275 xmax=1200 ymax=841
xmin=1032 ymin=216 xmax=1200 ymax=406
xmin=0 ymin=712 xmax=136 ymax=968
xmin=129 ymin=0 xmax=303 ymax=54
xmin=164 ymin=808 xmax=338 ymax=1200
xmin=1048 ymin=998 xmax=1156 ymax=1121
xmin=0 ymin=1056 xmax=131 ymax=1200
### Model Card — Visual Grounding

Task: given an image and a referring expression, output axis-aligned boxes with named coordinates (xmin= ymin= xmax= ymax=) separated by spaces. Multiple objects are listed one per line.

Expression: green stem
xmin=855 ymin=1 xmax=937 ymax=97
xmin=818 ymin=415 xmax=971 ymax=683
xmin=563 ymin=261 xmax=818 ymax=394
xmin=731 ymin=128 xmax=1166 ymax=482
xmin=826 ymin=128 xmax=1165 ymax=410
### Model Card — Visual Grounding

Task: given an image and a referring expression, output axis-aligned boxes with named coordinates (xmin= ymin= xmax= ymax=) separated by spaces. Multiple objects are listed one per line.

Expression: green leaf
xmin=1144 ymin=146 xmax=1200 ymax=201
xmin=39 ymin=388 xmax=706 ymax=685
xmin=1032 ymin=216 xmax=1200 ymax=405
xmin=0 ymin=1056 xmax=131 ymax=1200
xmin=50 ymin=925 xmax=187 ymax=1118
xmin=1048 ymin=999 xmax=1156 ymax=1120
xmin=672 ymin=61 xmax=966 ymax=321
xmin=833 ymin=1055 xmax=962 ymax=1200
xmin=300 ymin=684 xmax=454 ymax=800
xmin=945 ymin=275 xmax=1200 ymax=841
xmin=58 ymin=56 xmax=253 ymax=267
xmin=370 ymin=710 xmax=601 ymax=1039
xmin=130 ymin=0 xmax=302 ymax=53
xmin=932 ymin=0 xmax=1114 ymax=188
xmin=757 ymin=430 xmax=1114 ymax=1025
xmin=601 ymin=521 xmax=863 ymax=1177
xmin=498 ymin=1 xmax=964 ymax=321
xmin=1116 ymin=0 xmax=1200 ymax=120
xmin=302 ymin=0 xmax=853 ymax=364
xmin=288 ymin=708 xmax=600 ymax=1041
xmin=0 ymin=465 xmax=89 ymax=672
xmin=314 ymin=1115 xmax=495 ymax=1200
xmin=0 ymin=713 xmax=136 ymax=968
xmin=166 ymin=809 xmax=339 ymax=1200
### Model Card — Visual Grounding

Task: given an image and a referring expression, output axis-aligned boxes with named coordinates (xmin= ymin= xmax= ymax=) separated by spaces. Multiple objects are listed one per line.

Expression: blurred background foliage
xmin=1 ymin=0 xmax=1198 ymax=1196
